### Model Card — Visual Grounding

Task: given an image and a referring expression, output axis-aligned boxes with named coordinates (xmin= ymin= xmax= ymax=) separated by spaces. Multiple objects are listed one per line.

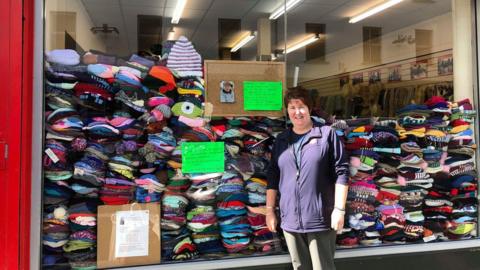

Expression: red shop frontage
xmin=4 ymin=0 xmax=480 ymax=270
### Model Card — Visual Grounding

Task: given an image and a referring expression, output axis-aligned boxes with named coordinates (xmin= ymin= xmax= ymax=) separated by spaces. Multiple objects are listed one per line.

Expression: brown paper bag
xmin=97 ymin=203 xmax=161 ymax=269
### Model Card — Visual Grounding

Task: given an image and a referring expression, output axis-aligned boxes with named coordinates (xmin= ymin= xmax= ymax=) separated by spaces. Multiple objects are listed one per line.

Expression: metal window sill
xmin=118 ymin=239 xmax=480 ymax=270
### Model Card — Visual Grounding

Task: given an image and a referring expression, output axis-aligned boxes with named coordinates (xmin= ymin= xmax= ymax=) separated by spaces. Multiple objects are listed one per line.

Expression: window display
xmin=42 ymin=36 xmax=287 ymax=269
xmin=38 ymin=0 xmax=479 ymax=269
xmin=333 ymin=97 xmax=477 ymax=247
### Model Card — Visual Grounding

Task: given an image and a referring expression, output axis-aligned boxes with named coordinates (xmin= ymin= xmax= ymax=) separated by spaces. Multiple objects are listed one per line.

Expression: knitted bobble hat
xmin=167 ymin=36 xmax=203 ymax=78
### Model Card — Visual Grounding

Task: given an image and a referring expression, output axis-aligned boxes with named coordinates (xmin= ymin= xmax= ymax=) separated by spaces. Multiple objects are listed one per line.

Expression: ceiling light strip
xmin=269 ymin=0 xmax=302 ymax=20
xmin=349 ymin=0 xmax=404 ymax=24
xmin=171 ymin=0 xmax=187 ymax=24
xmin=284 ymin=35 xmax=319 ymax=54
xmin=231 ymin=33 xmax=256 ymax=52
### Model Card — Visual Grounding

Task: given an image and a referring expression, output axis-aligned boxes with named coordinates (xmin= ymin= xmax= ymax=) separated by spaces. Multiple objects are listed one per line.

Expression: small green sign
xmin=181 ymin=142 xmax=225 ymax=173
xmin=243 ymin=81 xmax=283 ymax=111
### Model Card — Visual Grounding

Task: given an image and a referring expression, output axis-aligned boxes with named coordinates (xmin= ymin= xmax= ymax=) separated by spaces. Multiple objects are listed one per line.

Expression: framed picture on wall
xmin=368 ymin=69 xmax=381 ymax=84
xmin=339 ymin=75 xmax=349 ymax=88
xmin=351 ymin=72 xmax=364 ymax=85
xmin=388 ymin=65 xmax=402 ymax=82
xmin=410 ymin=60 xmax=428 ymax=80
xmin=438 ymin=54 xmax=453 ymax=76
xmin=219 ymin=81 xmax=235 ymax=103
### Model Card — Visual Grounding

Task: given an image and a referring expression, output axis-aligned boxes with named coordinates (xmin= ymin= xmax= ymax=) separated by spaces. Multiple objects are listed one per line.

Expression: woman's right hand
xmin=266 ymin=212 xmax=278 ymax=232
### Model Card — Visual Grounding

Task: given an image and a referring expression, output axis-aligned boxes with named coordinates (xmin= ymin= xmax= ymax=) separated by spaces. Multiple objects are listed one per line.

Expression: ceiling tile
xmin=120 ymin=0 xmax=166 ymax=8
xmin=82 ymin=0 xmax=120 ymax=7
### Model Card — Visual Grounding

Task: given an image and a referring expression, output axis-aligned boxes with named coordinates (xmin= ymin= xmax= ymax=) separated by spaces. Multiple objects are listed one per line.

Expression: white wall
xmin=291 ymin=12 xmax=452 ymax=84
xmin=45 ymin=0 xmax=106 ymax=53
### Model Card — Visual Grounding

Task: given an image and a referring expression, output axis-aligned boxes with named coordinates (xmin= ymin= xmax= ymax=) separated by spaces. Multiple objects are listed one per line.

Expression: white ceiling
xmin=76 ymin=0 xmax=451 ymax=60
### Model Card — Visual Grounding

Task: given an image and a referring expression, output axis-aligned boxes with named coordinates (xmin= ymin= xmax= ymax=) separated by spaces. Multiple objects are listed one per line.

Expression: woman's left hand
xmin=331 ymin=208 xmax=345 ymax=232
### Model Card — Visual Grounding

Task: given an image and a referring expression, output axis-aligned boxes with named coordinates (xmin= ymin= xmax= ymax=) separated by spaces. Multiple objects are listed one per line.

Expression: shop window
xmin=39 ymin=0 xmax=478 ymax=269
xmin=288 ymin=0 xmax=478 ymax=252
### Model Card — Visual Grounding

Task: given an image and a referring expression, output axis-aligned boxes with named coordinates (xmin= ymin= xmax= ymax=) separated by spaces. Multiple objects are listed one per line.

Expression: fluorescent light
xmin=284 ymin=35 xmax=319 ymax=54
xmin=269 ymin=0 xmax=302 ymax=20
xmin=349 ymin=0 xmax=403 ymax=23
xmin=167 ymin=28 xmax=176 ymax=40
xmin=171 ymin=0 xmax=187 ymax=24
xmin=231 ymin=33 xmax=256 ymax=52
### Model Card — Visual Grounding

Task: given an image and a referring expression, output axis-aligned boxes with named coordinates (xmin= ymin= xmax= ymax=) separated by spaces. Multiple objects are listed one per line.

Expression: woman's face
xmin=287 ymin=99 xmax=311 ymax=129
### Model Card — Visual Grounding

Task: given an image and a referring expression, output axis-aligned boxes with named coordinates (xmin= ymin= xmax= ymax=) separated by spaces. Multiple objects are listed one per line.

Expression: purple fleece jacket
xmin=267 ymin=123 xmax=349 ymax=233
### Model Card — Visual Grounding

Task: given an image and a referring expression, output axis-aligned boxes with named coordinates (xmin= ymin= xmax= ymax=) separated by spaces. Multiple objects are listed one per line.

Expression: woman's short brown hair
xmin=284 ymin=86 xmax=312 ymax=111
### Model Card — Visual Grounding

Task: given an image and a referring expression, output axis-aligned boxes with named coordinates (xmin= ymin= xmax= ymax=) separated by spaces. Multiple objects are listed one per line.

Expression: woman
xmin=266 ymin=87 xmax=349 ymax=270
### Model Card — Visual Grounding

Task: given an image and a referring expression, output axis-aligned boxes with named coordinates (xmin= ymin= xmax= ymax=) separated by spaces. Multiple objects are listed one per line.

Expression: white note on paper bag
xmin=115 ymin=210 xmax=149 ymax=258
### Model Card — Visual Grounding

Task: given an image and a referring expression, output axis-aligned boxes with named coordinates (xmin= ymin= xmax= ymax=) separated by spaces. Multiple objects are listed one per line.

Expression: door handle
xmin=0 ymin=140 xmax=6 ymax=170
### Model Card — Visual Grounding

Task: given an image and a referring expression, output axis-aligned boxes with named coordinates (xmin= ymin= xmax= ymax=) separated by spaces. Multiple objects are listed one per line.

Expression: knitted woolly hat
xmin=148 ymin=95 xmax=174 ymax=108
xmin=129 ymin=54 xmax=155 ymax=68
xmin=87 ymin=64 xmax=119 ymax=79
xmin=177 ymin=78 xmax=205 ymax=96
xmin=172 ymin=95 xmax=203 ymax=119
xmin=115 ymin=69 xmax=142 ymax=87
xmin=143 ymin=66 xmax=176 ymax=94
xmin=167 ymin=36 xmax=203 ymax=78
xmin=46 ymin=49 xmax=80 ymax=66
xmin=82 ymin=51 xmax=117 ymax=65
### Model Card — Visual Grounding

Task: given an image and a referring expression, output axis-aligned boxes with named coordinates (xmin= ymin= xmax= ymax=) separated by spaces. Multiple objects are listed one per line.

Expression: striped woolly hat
xmin=167 ymin=36 xmax=203 ymax=78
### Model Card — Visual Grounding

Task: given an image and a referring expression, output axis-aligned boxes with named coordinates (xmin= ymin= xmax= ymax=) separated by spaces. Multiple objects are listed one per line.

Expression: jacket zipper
xmin=296 ymin=170 xmax=304 ymax=230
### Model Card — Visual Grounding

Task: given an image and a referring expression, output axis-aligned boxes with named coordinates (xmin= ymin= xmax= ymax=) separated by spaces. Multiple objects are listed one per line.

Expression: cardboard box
xmin=97 ymin=203 xmax=161 ymax=269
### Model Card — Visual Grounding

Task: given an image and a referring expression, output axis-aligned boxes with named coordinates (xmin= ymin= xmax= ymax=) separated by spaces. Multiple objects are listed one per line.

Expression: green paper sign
xmin=243 ymin=81 xmax=283 ymax=111
xmin=181 ymin=142 xmax=225 ymax=173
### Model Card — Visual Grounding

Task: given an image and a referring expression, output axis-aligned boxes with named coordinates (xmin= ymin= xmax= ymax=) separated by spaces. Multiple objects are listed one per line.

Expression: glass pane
xmin=286 ymin=0 xmax=477 ymax=248
xmin=42 ymin=0 xmax=289 ymax=269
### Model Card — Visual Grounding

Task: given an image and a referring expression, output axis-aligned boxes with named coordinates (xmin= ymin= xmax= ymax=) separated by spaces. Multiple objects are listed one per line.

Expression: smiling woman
xmin=266 ymin=86 xmax=349 ymax=270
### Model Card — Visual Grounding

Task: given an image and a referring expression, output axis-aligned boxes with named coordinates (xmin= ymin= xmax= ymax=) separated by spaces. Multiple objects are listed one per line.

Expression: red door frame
xmin=20 ymin=0 xmax=34 ymax=268
xmin=0 ymin=0 xmax=33 ymax=269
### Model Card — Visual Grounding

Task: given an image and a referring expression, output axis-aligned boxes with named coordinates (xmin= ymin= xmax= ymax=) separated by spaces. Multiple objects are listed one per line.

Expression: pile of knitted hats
xmin=185 ymin=173 xmax=224 ymax=256
xmin=161 ymin=170 xmax=197 ymax=260
xmin=444 ymin=98 xmax=477 ymax=240
xmin=44 ymin=49 xmax=99 ymax=269
xmin=335 ymin=95 xmax=477 ymax=247
xmin=42 ymin=205 xmax=70 ymax=268
xmin=43 ymin=33 xmax=293 ymax=267
xmin=345 ymin=160 xmax=380 ymax=247
xmin=390 ymin=104 xmax=434 ymax=243
xmin=216 ymin=171 xmax=251 ymax=253
xmin=246 ymin=177 xmax=283 ymax=253
xmin=402 ymin=96 xmax=448 ymax=242
xmin=337 ymin=120 xmax=382 ymax=247
xmin=63 ymin=198 xmax=98 ymax=268
xmin=167 ymin=36 xmax=205 ymax=130
xmin=44 ymin=46 xmax=177 ymax=267
xmin=160 ymin=35 xmax=214 ymax=260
